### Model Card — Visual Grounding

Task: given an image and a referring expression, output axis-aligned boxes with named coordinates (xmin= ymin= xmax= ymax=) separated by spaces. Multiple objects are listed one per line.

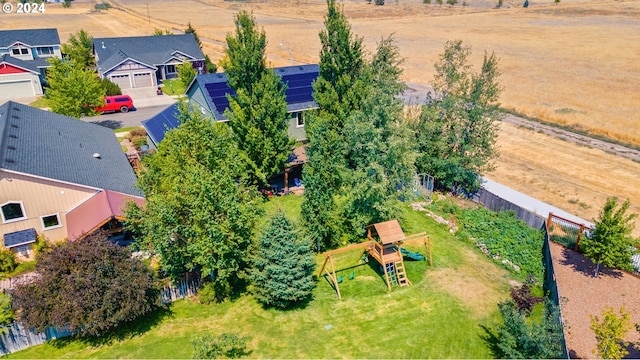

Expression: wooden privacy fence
xmin=0 ymin=272 xmax=201 ymax=355
xmin=475 ymin=187 xmax=546 ymax=229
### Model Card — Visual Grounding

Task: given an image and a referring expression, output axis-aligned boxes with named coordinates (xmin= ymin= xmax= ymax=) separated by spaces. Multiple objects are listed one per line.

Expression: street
xmin=81 ymin=103 xmax=175 ymax=129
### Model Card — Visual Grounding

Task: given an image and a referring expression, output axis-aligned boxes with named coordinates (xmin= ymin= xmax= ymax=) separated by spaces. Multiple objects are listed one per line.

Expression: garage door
xmin=0 ymin=80 xmax=34 ymax=100
xmin=110 ymin=74 xmax=131 ymax=89
xmin=133 ymin=72 xmax=153 ymax=88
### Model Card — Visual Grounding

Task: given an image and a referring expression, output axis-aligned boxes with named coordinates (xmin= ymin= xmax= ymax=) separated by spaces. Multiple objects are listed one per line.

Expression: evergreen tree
xmin=590 ymin=306 xmax=632 ymax=360
xmin=61 ymin=29 xmax=94 ymax=69
xmin=413 ymin=40 xmax=502 ymax=193
xmin=581 ymin=197 xmax=639 ymax=277
xmin=225 ymin=69 xmax=293 ymax=185
xmin=126 ymin=102 xmax=262 ymax=300
xmin=185 ymin=22 xmax=202 ymax=48
xmin=222 ymin=11 xmax=266 ymax=97
xmin=251 ymin=211 xmax=315 ymax=308
xmin=45 ymin=57 xmax=106 ymax=118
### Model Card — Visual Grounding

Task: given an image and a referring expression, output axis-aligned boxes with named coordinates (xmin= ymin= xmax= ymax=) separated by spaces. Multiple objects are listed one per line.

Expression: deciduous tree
xmin=45 ymin=57 xmax=105 ymax=118
xmin=413 ymin=40 xmax=502 ymax=193
xmin=177 ymin=61 xmax=198 ymax=89
xmin=581 ymin=197 xmax=639 ymax=277
xmin=0 ymin=292 xmax=13 ymax=333
xmin=590 ymin=306 xmax=632 ymax=360
xmin=251 ymin=211 xmax=315 ymax=308
xmin=11 ymin=231 xmax=158 ymax=337
xmin=126 ymin=103 xmax=262 ymax=300
xmin=61 ymin=29 xmax=95 ymax=69
xmin=221 ymin=11 xmax=266 ymax=97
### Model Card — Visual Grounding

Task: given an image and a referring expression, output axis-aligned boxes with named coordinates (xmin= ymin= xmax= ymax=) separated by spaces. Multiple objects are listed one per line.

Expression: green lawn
xmin=28 ymin=97 xmax=49 ymax=109
xmin=161 ymin=79 xmax=186 ymax=96
xmin=8 ymin=196 xmax=514 ymax=359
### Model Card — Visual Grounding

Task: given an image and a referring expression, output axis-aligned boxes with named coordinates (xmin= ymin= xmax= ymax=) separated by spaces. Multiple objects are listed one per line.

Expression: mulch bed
xmin=549 ymin=241 xmax=640 ymax=358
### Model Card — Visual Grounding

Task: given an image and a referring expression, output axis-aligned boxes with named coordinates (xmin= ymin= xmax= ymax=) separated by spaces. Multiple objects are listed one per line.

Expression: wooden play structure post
xmin=318 ymin=220 xmax=433 ymax=300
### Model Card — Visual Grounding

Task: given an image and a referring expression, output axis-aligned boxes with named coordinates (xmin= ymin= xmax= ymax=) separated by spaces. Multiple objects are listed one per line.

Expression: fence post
xmin=547 ymin=212 xmax=553 ymax=226
xmin=574 ymin=224 xmax=585 ymax=251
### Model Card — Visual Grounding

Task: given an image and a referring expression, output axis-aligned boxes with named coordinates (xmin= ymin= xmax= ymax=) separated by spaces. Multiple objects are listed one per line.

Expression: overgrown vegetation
xmin=456 ymin=207 xmax=545 ymax=281
xmin=191 ymin=332 xmax=249 ymax=359
xmin=125 ymin=128 xmax=148 ymax=151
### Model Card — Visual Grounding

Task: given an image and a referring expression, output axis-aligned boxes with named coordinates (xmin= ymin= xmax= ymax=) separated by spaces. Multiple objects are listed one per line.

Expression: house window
xmin=1 ymin=202 xmax=26 ymax=223
xmin=296 ymin=112 xmax=304 ymax=128
xmin=36 ymin=47 xmax=54 ymax=56
xmin=41 ymin=214 xmax=61 ymax=230
xmin=16 ymin=245 xmax=30 ymax=257
xmin=166 ymin=64 xmax=177 ymax=74
xmin=11 ymin=47 xmax=29 ymax=55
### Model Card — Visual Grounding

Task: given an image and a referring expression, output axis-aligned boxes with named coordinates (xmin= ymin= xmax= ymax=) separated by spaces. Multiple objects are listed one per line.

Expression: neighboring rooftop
xmin=0 ymin=101 xmax=142 ymax=196
xmin=0 ymin=54 xmax=40 ymax=74
xmin=93 ymin=34 xmax=205 ymax=74
xmin=0 ymin=28 xmax=61 ymax=47
xmin=142 ymin=103 xmax=181 ymax=148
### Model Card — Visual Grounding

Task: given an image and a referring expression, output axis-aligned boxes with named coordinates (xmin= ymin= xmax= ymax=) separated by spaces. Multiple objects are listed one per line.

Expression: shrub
xmin=510 ymin=285 xmax=544 ymax=315
xmin=423 ymin=0 xmax=432 ymax=3
xmin=133 ymin=137 xmax=147 ymax=150
xmin=447 ymin=0 xmax=458 ymax=5
xmin=198 ymin=281 xmax=216 ymax=305
xmin=375 ymin=0 xmax=385 ymax=4
xmin=128 ymin=128 xmax=147 ymax=138
xmin=0 ymin=250 xmax=16 ymax=277
xmin=100 ymin=78 xmax=122 ymax=96
xmin=95 ymin=2 xmax=112 ymax=11
xmin=192 ymin=332 xmax=249 ymax=359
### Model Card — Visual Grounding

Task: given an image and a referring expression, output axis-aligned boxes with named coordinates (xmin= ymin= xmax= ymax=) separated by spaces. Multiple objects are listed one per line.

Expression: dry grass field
xmin=3 ymin=0 xmax=640 ymax=231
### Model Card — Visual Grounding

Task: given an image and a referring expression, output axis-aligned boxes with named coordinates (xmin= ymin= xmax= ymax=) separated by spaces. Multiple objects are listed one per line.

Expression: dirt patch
xmin=549 ymin=241 xmax=640 ymax=359
xmin=429 ymin=247 xmax=511 ymax=318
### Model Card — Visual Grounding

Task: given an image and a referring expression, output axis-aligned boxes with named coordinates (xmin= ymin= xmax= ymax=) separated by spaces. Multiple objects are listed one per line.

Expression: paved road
xmin=82 ymin=104 xmax=175 ymax=129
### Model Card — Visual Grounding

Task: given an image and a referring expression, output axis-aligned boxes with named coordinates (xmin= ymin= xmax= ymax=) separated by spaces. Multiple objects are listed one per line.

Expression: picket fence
xmin=0 ymin=272 xmax=201 ymax=355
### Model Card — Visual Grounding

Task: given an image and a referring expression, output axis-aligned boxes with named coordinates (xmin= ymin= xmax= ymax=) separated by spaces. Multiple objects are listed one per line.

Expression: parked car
xmin=95 ymin=95 xmax=134 ymax=114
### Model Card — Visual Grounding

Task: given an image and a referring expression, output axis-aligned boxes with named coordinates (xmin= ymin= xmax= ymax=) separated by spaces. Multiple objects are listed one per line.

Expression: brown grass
xmin=5 ymin=0 xmax=640 ymax=232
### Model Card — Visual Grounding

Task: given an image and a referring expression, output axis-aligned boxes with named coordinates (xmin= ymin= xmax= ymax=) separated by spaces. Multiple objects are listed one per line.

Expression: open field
xmin=3 ymin=0 xmax=640 ymax=230
xmin=7 ymin=200 xmax=515 ymax=358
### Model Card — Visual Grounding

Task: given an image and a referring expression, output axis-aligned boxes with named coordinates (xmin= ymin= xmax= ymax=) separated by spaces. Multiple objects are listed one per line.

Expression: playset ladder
xmin=394 ymin=260 xmax=410 ymax=287
xmin=385 ymin=262 xmax=398 ymax=287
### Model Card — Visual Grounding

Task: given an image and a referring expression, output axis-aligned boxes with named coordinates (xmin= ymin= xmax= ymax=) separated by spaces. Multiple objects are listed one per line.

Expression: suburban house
xmin=93 ymin=34 xmax=205 ymax=89
xmin=0 ymin=28 xmax=62 ymax=99
xmin=176 ymin=64 xmax=318 ymax=143
xmin=0 ymin=101 xmax=144 ymax=260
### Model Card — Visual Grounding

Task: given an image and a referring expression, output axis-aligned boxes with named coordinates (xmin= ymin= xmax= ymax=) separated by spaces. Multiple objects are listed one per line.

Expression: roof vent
xmin=10 ymin=123 xmax=18 ymax=128
xmin=5 ymin=159 xmax=14 ymax=163
xmin=8 ymin=134 xmax=17 ymax=139
xmin=93 ymin=153 xmax=101 ymax=159
xmin=12 ymin=107 xmax=20 ymax=111
xmin=102 ymin=41 xmax=105 ymax=49
xmin=11 ymin=115 xmax=19 ymax=119
xmin=7 ymin=146 xmax=15 ymax=150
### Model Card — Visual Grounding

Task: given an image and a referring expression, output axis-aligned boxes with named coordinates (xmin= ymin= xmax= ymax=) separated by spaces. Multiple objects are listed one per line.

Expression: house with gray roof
xmin=0 ymin=101 xmax=144 ymax=259
xmin=0 ymin=28 xmax=62 ymax=100
xmin=181 ymin=64 xmax=319 ymax=143
xmin=93 ymin=34 xmax=205 ymax=89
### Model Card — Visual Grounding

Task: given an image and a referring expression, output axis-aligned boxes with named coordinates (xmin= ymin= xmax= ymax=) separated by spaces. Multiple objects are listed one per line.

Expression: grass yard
xmin=161 ymin=79 xmax=187 ymax=96
xmin=8 ymin=196 xmax=515 ymax=359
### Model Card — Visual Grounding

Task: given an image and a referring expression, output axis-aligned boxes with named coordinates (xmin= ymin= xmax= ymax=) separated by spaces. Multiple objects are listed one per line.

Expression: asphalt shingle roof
xmin=93 ymin=34 xmax=205 ymax=75
xmin=0 ymin=28 xmax=61 ymax=47
xmin=0 ymin=101 xmax=142 ymax=196
xmin=0 ymin=54 xmax=40 ymax=74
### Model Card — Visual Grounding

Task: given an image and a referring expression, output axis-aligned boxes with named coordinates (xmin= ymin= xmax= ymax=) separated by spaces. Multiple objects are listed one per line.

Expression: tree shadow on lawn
xmin=479 ymin=324 xmax=501 ymax=358
xmin=49 ymin=305 xmax=174 ymax=349
xmin=558 ymin=247 xmax=623 ymax=279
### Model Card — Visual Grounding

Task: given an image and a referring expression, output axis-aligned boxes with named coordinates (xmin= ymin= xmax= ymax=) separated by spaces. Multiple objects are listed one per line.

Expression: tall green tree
xmin=251 ymin=211 xmax=315 ymax=308
xmin=45 ymin=57 xmax=105 ymax=118
xmin=590 ymin=306 xmax=632 ymax=360
xmin=126 ymin=103 xmax=262 ymax=300
xmin=11 ymin=231 xmax=158 ymax=337
xmin=177 ymin=61 xmax=198 ymax=89
xmin=314 ymin=0 xmax=366 ymax=126
xmin=0 ymin=292 xmax=13 ymax=333
xmin=581 ymin=197 xmax=639 ymax=277
xmin=225 ymin=69 xmax=293 ymax=185
xmin=221 ymin=11 xmax=266 ymax=96
xmin=185 ymin=22 xmax=202 ymax=49
xmin=413 ymin=40 xmax=502 ymax=193
xmin=61 ymin=29 xmax=95 ymax=69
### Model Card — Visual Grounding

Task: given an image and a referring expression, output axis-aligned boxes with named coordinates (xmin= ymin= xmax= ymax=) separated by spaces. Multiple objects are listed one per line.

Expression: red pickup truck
xmin=95 ymin=95 xmax=134 ymax=113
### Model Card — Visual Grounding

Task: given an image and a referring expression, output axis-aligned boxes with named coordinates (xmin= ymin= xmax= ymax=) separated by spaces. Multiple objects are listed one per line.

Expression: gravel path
xmin=549 ymin=241 xmax=640 ymax=359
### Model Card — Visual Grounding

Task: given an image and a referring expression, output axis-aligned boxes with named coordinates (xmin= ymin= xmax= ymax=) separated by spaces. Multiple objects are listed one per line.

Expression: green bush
xmin=457 ymin=207 xmax=545 ymax=281
xmin=0 ymin=250 xmax=17 ymax=277
xmin=198 ymin=281 xmax=217 ymax=305
xmin=100 ymin=78 xmax=122 ymax=96
xmin=192 ymin=332 xmax=249 ymax=359
xmin=447 ymin=0 xmax=458 ymax=5
xmin=133 ymin=137 xmax=147 ymax=150
xmin=128 ymin=128 xmax=147 ymax=138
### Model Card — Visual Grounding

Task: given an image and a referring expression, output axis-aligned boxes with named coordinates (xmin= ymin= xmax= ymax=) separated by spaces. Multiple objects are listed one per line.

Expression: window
xmin=36 ymin=47 xmax=54 ymax=56
xmin=41 ymin=214 xmax=61 ymax=230
xmin=166 ymin=64 xmax=176 ymax=74
xmin=296 ymin=112 xmax=304 ymax=127
xmin=12 ymin=47 xmax=29 ymax=55
xmin=11 ymin=49 xmax=20 ymax=55
xmin=1 ymin=202 xmax=26 ymax=223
